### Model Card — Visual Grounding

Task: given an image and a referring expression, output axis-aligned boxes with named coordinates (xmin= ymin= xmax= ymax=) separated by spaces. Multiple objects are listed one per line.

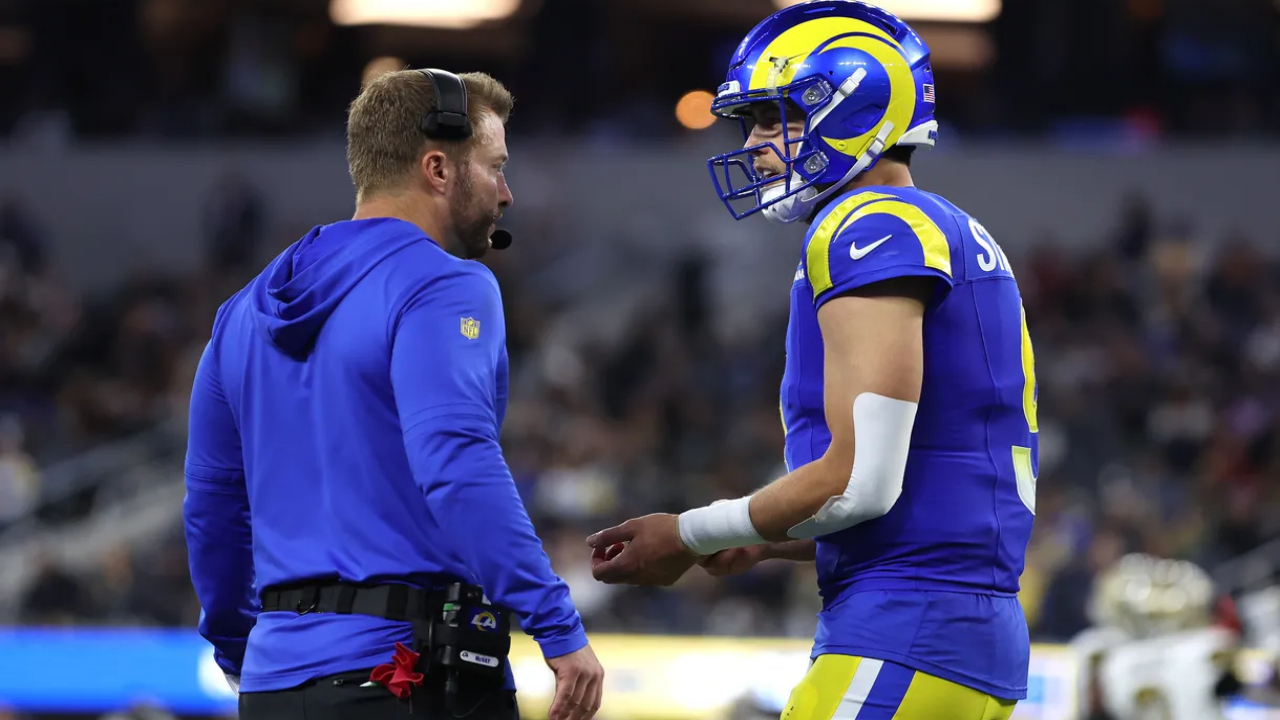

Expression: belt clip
xmin=296 ymin=586 xmax=320 ymax=615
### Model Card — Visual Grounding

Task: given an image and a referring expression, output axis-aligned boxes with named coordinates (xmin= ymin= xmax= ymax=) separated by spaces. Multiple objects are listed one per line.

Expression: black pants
xmin=239 ymin=668 xmax=520 ymax=720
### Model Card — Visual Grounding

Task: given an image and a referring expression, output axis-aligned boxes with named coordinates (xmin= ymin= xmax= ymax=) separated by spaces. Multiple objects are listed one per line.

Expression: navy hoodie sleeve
xmin=183 ymin=339 xmax=257 ymax=677
xmin=390 ymin=266 xmax=587 ymax=660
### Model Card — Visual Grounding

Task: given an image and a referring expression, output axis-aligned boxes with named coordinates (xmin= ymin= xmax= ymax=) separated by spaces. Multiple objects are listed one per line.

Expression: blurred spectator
xmin=1036 ymin=527 xmax=1128 ymax=641
xmin=0 ymin=198 xmax=46 ymax=275
xmin=202 ymin=174 xmax=264 ymax=274
xmin=0 ymin=415 xmax=38 ymax=525
xmin=19 ymin=555 xmax=92 ymax=625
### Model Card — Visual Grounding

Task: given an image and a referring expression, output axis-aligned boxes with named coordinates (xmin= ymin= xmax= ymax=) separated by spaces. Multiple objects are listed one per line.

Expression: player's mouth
xmin=757 ymin=167 xmax=786 ymax=185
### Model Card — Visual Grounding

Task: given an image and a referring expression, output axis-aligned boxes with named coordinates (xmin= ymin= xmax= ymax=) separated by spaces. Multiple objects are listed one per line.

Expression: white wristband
xmin=677 ymin=496 xmax=766 ymax=557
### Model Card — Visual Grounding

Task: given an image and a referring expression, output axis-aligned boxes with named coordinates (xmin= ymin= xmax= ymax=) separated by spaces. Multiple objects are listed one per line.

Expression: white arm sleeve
xmin=787 ymin=392 xmax=917 ymax=539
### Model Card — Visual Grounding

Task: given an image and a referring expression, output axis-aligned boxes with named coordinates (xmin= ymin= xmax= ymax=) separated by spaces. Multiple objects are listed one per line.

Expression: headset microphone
xmin=489 ymin=229 xmax=512 ymax=250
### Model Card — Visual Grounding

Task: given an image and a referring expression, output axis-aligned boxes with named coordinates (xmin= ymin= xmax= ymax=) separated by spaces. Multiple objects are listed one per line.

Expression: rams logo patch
xmin=460 ymin=317 xmax=481 ymax=340
xmin=471 ymin=611 xmax=498 ymax=632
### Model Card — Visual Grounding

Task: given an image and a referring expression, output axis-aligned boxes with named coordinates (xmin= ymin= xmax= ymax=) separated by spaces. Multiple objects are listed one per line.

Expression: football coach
xmin=182 ymin=68 xmax=604 ymax=720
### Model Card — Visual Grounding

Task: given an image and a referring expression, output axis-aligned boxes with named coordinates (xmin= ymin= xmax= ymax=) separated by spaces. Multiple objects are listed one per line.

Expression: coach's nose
xmin=499 ymin=172 xmax=513 ymax=208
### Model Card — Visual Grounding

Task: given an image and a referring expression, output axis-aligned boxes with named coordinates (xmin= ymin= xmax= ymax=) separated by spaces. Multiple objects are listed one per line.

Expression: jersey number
xmin=970 ymin=218 xmax=1039 ymax=514
xmin=1013 ymin=304 xmax=1038 ymax=514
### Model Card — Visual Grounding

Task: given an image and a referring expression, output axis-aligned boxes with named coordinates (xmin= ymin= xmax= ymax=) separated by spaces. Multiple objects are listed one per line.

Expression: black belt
xmin=260 ymin=581 xmax=439 ymax=621
xmin=260 ymin=578 xmax=511 ymax=716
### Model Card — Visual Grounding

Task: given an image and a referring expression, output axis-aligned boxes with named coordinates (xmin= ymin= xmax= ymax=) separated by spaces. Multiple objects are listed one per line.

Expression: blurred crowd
xmin=0 ymin=183 xmax=270 ymax=530
xmin=1019 ymin=198 xmax=1280 ymax=638
xmin=1 ymin=0 xmax=1278 ymax=142
xmin=2 ymin=188 xmax=1278 ymax=646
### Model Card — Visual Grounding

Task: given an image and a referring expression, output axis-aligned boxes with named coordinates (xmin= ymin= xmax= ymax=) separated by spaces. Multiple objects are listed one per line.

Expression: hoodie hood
xmin=252 ymin=218 xmax=427 ymax=359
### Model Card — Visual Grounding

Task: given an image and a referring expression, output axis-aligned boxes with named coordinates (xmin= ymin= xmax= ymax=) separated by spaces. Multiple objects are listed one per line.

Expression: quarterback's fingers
xmin=695 ymin=550 xmax=725 ymax=567
xmin=590 ymin=552 xmax=636 ymax=584
xmin=590 ymin=544 xmax=609 ymax=566
xmin=700 ymin=561 xmax=730 ymax=577
xmin=590 ymin=542 xmax=625 ymax=571
xmin=699 ymin=548 xmax=751 ymax=576
xmin=586 ymin=522 xmax=635 ymax=548
xmin=696 ymin=549 xmax=732 ymax=571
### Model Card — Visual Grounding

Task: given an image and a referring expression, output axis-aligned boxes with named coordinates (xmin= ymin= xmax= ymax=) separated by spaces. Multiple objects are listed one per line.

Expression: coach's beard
xmin=449 ymin=171 xmax=500 ymax=260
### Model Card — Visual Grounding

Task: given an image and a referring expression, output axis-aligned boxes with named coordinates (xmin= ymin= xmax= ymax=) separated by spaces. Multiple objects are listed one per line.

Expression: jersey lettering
xmin=970 ymin=218 xmax=1012 ymax=276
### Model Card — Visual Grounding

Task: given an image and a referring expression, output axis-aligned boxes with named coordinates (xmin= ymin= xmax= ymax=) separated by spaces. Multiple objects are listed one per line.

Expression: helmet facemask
xmin=708 ymin=69 xmax=892 ymax=225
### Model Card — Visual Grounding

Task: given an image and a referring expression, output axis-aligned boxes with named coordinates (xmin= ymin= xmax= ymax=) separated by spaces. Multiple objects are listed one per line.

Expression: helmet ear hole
xmin=840 ymin=105 xmax=886 ymax=136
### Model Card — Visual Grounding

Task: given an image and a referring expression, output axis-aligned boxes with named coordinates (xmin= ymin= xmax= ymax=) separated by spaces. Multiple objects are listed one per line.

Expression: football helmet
xmin=1090 ymin=553 xmax=1217 ymax=639
xmin=707 ymin=0 xmax=939 ymax=224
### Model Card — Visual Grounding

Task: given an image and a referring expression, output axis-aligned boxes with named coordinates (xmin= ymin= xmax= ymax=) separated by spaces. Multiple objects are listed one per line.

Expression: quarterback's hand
xmin=697 ymin=544 xmax=768 ymax=577
xmin=588 ymin=514 xmax=697 ymax=587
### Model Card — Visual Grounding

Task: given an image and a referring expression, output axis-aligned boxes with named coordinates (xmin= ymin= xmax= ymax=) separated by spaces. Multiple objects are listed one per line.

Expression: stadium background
xmin=1 ymin=0 xmax=1280 ymax=718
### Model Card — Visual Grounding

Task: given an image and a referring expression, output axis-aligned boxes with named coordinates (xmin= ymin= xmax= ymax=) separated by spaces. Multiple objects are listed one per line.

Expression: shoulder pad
xmin=803 ymin=190 xmax=954 ymax=307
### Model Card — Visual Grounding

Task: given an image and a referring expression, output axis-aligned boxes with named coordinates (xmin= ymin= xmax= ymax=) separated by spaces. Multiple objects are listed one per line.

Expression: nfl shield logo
xmin=460 ymin=317 xmax=480 ymax=340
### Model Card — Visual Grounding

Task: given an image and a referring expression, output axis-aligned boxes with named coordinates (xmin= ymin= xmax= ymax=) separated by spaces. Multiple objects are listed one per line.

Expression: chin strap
xmin=762 ymin=120 xmax=895 ymax=226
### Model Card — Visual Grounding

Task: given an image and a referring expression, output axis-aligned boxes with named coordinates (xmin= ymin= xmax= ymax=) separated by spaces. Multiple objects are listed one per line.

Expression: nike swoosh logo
xmin=850 ymin=235 xmax=892 ymax=260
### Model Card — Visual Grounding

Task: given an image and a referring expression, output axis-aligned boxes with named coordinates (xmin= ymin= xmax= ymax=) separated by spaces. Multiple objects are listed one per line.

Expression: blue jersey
xmin=183 ymin=218 xmax=586 ymax=693
xmin=781 ymin=186 xmax=1037 ymax=699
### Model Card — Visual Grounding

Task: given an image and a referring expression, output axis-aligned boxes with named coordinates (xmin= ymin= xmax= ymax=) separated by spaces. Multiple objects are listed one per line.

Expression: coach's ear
xmin=421 ymin=148 xmax=449 ymax=195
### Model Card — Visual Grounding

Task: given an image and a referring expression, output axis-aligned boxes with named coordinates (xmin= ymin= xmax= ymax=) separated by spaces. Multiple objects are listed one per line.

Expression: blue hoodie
xmin=183 ymin=217 xmax=587 ymax=693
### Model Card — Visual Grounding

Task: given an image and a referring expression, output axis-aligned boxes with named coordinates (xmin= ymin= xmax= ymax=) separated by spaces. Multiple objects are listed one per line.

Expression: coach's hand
xmin=587 ymin=513 xmax=698 ymax=587
xmin=697 ymin=544 xmax=768 ymax=577
xmin=546 ymin=644 xmax=604 ymax=720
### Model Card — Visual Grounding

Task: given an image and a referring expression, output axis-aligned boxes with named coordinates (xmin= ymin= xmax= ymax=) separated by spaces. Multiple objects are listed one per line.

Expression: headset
xmin=418 ymin=68 xmax=473 ymax=141
xmin=417 ymin=68 xmax=511 ymax=250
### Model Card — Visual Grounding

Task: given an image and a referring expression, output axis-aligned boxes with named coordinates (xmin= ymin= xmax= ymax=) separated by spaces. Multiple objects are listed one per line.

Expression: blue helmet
xmin=707 ymin=0 xmax=938 ymax=224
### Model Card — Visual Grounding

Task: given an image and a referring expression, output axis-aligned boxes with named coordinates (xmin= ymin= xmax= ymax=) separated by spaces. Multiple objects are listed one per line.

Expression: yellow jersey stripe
xmin=806 ymin=192 xmax=953 ymax=302
xmin=846 ymin=198 xmax=952 ymax=278
xmin=805 ymin=192 xmax=884 ymax=298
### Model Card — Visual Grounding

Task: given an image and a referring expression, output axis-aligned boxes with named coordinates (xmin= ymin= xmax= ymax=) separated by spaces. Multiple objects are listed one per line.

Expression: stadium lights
xmin=676 ymin=90 xmax=716 ymax=131
xmin=0 ymin=25 xmax=30 ymax=65
xmin=330 ymin=0 xmax=523 ymax=29
xmin=771 ymin=0 xmax=1000 ymax=23
xmin=362 ymin=56 xmax=407 ymax=86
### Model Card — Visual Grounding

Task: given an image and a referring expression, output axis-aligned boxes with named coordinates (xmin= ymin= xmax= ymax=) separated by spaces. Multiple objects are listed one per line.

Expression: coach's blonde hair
xmin=346 ymin=70 xmax=514 ymax=203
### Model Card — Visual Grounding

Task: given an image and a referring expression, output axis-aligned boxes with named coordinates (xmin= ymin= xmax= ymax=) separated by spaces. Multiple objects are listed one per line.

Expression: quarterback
xmin=589 ymin=1 xmax=1038 ymax=719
